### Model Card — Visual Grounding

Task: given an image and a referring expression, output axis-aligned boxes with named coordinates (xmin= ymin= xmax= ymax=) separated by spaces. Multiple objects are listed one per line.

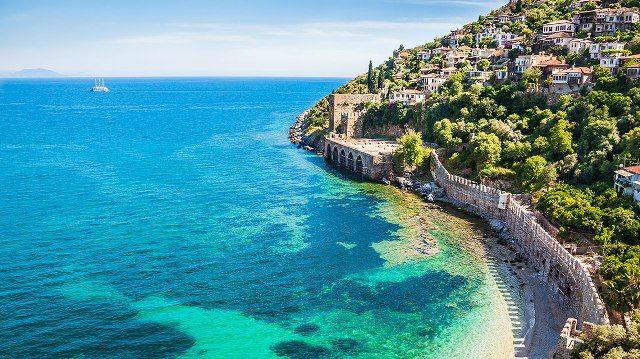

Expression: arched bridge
xmin=323 ymin=135 xmax=398 ymax=181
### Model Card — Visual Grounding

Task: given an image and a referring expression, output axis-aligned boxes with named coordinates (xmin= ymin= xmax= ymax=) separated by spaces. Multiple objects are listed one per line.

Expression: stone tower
xmin=328 ymin=94 xmax=381 ymax=138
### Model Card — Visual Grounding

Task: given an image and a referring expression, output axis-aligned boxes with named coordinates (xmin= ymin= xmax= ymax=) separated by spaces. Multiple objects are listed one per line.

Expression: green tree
xmin=433 ymin=119 xmax=462 ymax=148
xmin=517 ymin=156 xmax=557 ymax=191
xmin=470 ymin=132 xmax=502 ymax=170
xmin=549 ymin=119 xmax=575 ymax=158
xmin=377 ymin=70 xmax=384 ymax=90
xmin=393 ymin=130 xmax=429 ymax=172
xmin=578 ymin=109 xmax=620 ymax=165
xmin=477 ymin=58 xmax=491 ymax=71
xmin=601 ymin=246 xmax=640 ymax=327
xmin=521 ymin=67 xmax=542 ymax=91
xmin=367 ymin=61 xmax=375 ymax=93
xmin=627 ymin=32 xmax=640 ymax=54
xmin=624 ymin=128 xmax=640 ymax=160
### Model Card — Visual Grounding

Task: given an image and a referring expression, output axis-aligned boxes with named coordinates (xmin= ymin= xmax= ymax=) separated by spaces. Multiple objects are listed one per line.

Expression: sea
xmin=0 ymin=78 xmax=524 ymax=358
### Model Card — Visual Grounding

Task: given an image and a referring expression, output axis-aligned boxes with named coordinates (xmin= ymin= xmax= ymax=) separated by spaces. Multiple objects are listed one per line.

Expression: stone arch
xmin=326 ymin=143 xmax=332 ymax=160
xmin=332 ymin=147 xmax=339 ymax=163
xmin=347 ymin=152 xmax=354 ymax=171
xmin=339 ymin=149 xmax=346 ymax=166
xmin=356 ymin=155 xmax=363 ymax=174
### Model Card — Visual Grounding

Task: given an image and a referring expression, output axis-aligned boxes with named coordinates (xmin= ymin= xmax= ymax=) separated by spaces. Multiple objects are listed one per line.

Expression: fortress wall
xmin=430 ymin=151 xmax=608 ymax=325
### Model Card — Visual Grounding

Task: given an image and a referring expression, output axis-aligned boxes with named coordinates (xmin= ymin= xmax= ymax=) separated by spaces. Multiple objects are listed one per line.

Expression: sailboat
xmin=91 ymin=78 xmax=109 ymax=92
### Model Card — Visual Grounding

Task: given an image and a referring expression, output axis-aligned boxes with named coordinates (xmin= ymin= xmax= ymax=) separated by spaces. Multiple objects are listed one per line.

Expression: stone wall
xmin=328 ymin=94 xmax=380 ymax=138
xmin=430 ymin=151 xmax=609 ymax=326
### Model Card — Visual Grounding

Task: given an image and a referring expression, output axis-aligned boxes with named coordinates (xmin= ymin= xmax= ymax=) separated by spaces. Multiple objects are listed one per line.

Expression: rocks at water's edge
xmin=289 ymin=110 xmax=324 ymax=151
xmin=392 ymin=176 xmax=445 ymax=202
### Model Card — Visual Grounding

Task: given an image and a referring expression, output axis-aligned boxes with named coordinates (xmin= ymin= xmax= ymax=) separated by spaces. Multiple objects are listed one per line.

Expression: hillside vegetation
xmin=298 ymin=0 xmax=640 ymax=348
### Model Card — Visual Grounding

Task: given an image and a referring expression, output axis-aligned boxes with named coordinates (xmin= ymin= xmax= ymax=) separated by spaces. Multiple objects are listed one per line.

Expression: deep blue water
xmin=0 ymin=78 xmax=511 ymax=358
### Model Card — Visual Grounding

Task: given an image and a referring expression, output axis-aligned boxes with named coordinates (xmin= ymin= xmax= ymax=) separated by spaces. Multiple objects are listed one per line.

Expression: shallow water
xmin=0 ymin=78 xmax=521 ymax=358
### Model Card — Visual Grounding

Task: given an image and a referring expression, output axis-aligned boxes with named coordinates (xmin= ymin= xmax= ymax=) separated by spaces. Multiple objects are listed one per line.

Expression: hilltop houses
xmin=594 ymin=8 xmax=640 ymax=35
xmin=376 ymin=0 xmax=640 ymax=104
xmin=600 ymin=53 xmax=625 ymax=72
xmin=467 ymin=69 xmax=493 ymax=83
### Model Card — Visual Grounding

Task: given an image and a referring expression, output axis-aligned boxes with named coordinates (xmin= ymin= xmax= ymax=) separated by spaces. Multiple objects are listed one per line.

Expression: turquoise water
xmin=0 ymin=78 xmax=517 ymax=358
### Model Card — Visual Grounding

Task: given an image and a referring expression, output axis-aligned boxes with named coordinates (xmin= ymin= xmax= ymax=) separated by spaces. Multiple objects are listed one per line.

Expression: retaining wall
xmin=430 ymin=151 xmax=608 ymax=325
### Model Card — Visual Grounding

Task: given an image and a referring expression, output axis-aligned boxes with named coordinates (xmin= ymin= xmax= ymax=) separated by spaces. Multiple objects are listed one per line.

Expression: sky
xmin=0 ymin=0 xmax=505 ymax=77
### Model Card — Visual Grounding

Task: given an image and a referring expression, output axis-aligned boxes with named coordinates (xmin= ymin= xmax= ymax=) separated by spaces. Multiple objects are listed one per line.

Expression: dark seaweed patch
xmin=294 ymin=323 xmax=320 ymax=336
xmin=331 ymin=338 xmax=362 ymax=353
xmin=271 ymin=340 xmax=330 ymax=358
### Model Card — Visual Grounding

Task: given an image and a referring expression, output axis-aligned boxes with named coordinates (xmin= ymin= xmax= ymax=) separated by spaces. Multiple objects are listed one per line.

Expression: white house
xmin=445 ymin=50 xmax=469 ymax=67
xmin=542 ymin=20 xmax=575 ymax=35
xmin=570 ymin=0 xmax=601 ymax=10
xmin=600 ymin=53 xmax=624 ymax=73
xmin=515 ymin=53 xmax=554 ymax=74
xmin=471 ymin=47 xmax=493 ymax=59
xmin=494 ymin=68 xmax=509 ymax=81
xmin=568 ymin=38 xmax=593 ymax=54
xmin=614 ymin=165 xmax=640 ymax=206
xmin=421 ymin=74 xmax=446 ymax=93
xmin=542 ymin=32 xmax=574 ymax=47
xmin=475 ymin=26 xmax=518 ymax=47
xmin=510 ymin=37 xmax=527 ymax=51
xmin=594 ymin=8 xmax=640 ymax=35
xmin=589 ymin=42 xmax=625 ymax=59
xmin=551 ymin=67 xmax=592 ymax=93
xmin=389 ymin=89 xmax=426 ymax=105
xmin=431 ymin=47 xmax=452 ymax=56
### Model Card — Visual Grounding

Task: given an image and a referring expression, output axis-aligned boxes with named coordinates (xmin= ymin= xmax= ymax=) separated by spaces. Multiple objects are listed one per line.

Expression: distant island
xmin=0 ymin=68 xmax=66 ymax=78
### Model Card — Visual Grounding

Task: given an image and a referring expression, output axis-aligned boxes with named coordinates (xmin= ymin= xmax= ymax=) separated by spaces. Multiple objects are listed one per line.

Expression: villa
xmin=445 ymin=50 xmax=469 ymax=67
xmin=417 ymin=50 xmax=432 ymax=62
xmin=589 ymin=42 xmax=626 ymax=60
xmin=542 ymin=20 xmax=575 ymax=35
xmin=600 ymin=53 xmax=625 ymax=73
xmin=594 ymin=8 xmax=640 ymax=35
xmin=540 ymin=32 xmax=574 ymax=48
xmin=551 ymin=67 xmax=592 ymax=93
xmin=421 ymin=73 xmax=446 ymax=93
xmin=614 ymin=165 xmax=640 ymax=206
xmin=568 ymin=38 xmax=593 ymax=54
xmin=627 ymin=64 xmax=640 ymax=79
xmin=570 ymin=0 xmax=601 ymax=10
xmin=515 ymin=53 xmax=555 ymax=74
xmin=389 ymin=89 xmax=426 ymax=106
xmin=475 ymin=26 xmax=518 ymax=47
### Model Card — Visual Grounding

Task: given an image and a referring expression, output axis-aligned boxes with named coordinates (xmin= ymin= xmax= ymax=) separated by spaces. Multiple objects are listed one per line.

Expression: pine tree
xmin=367 ymin=61 xmax=375 ymax=93
xmin=377 ymin=70 xmax=384 ymax=90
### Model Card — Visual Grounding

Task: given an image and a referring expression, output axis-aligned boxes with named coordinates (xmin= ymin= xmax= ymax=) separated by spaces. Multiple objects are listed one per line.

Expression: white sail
xmin=91 ymin=78 xmax=109 ymax=92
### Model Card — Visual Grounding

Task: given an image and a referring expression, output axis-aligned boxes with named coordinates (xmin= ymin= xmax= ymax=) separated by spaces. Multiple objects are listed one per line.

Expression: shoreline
xmin=430 ymin=201 xmax=566 ymax=358
xmin=289 ymin=111 xmax=565 ymax=357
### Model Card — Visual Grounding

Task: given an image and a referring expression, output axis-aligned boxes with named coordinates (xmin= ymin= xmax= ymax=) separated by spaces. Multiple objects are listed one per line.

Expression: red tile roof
xmin=624 ymin=165 xmax=640 ymax=175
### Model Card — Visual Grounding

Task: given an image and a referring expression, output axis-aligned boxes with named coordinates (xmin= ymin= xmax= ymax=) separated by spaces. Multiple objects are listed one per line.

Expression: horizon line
xmin=0 ymin=75 xmax=355 ymax=80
